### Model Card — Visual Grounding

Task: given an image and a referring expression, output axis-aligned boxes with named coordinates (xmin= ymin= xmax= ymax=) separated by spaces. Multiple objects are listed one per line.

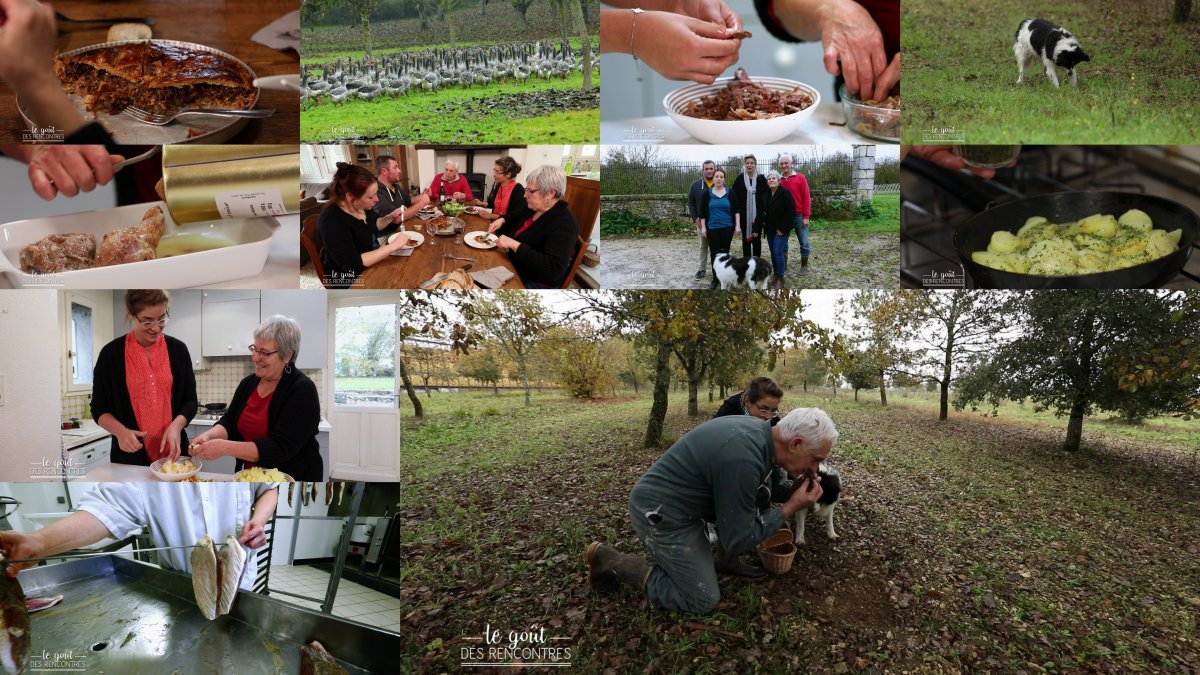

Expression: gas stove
xmin=901 ymin=145 xmax=1200 ymax=289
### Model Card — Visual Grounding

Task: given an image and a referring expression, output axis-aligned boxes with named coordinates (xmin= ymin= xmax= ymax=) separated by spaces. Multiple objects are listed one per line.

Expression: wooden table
xmin=359 ymin=212 xmax=525 ymax=289
xmin=0 ymin=0 xmax=298 ymax=144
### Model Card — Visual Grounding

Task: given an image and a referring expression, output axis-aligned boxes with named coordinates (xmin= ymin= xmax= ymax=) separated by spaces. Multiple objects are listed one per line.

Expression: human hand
xmin=452 ymin=192 xmax=466 ymax=201
xmin=495 ymin=235 xmax=519 ymax=252
xmin=634 ymin=11 xmax=742 ymax=84
xmin=115 ymin=427 xmax=146 ymax=453
xmin=0 ymin=531 xmax=44 ymax=577
xmin=160 ymin=423 xmax=184 ymax=463
xmin=870 ymin=52 xmax=900 ymax=104
xmin=903 ymin=145 xmax=1001 ymax=179
xmin=188 ymin=439 xmax=227 ymax=461
xmin=238 ymin=520 xmax=268 ymax=549
xmin=783 ymin=474 xmax=824 ymax=516
xmin=818 ymin=0 xmax=887 ymax=101
xmin=0 ymin=0 xmax=58 ymax=89
xmin=674 ymin=0 xmax=740 ymax=31
xmin=802 ymin=218 xmax=810 ymax=228
xmin=486 ymin=221 xmax=503 ymax=235
xmin=26 ymin=146 xmax=123 ymax=201
xmin=385 ymin=233 xmax=411 ymax=253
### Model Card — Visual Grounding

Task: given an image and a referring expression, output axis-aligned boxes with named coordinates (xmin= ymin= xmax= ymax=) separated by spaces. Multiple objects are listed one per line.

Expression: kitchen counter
xmin=61 ymin=421 xmax=110 ymax=451
xmin=79 ymin=464 xmax=243 ymax=482
xmin=191 ymin=416 xmax=332 ymax=432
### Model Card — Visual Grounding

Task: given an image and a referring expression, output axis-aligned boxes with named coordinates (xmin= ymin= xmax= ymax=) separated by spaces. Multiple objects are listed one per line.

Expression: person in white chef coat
xmin=0 ymin=483 xmax=278 ymax=587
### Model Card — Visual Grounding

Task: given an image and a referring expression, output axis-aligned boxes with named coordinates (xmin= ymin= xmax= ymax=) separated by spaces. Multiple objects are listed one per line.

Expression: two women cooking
xmin=92 ymin=290 xmax=324 ymax=480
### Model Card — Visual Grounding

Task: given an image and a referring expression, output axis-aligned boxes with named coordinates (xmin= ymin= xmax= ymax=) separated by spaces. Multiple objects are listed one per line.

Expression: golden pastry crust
xmin=55 ymin=41 xmax=255 ymax=115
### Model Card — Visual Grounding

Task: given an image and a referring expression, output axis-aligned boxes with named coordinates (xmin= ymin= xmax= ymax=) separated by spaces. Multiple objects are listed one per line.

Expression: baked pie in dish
xmin=54 ymin=40 xmax=256 ymax=116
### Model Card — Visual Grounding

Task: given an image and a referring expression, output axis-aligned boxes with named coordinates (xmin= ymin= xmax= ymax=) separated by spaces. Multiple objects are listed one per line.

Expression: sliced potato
xmin=1118 ymin=209 xmax=1153 ymax=231
xmin=987 ymin=230 xmax=1020 ymax=254
xmin=1078 ymin=213 xmax=1118 ymax=238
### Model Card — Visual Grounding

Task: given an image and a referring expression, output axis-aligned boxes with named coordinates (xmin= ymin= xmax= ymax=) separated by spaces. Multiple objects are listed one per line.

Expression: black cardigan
xmin=487 ymin=182 xmax=527 ymax=218
xmin=762 ymin=187 xmax=797 ymax=236
xmin=318 ymin=205 xmax=379 ymax=288
xmin=90 ymin=334 xmax=198 ymax=463
xmin=496 ymin=199 xmax=579 ymax=287
xmin=697 ymin=188 xmax=744 ymax=228
xmin=215 ymin=367 xmax=323 ymax=481
xmin=732 ymin=173 xmax=770 ymax=235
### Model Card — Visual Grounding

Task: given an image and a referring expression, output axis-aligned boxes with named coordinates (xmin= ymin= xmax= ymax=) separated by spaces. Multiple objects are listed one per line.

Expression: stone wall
xmin=600 ymin=194 xmax=691 ymax=226
xmin=852 ymin=145 xmax=876 ymax=204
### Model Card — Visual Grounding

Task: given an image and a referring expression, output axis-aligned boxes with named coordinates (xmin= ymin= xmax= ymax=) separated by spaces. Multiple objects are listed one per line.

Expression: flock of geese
xmin=301 ymin=41 xmax=597 ymax=106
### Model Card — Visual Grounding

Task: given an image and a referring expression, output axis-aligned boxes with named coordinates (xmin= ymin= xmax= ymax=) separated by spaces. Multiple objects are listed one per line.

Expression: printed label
xmin=214 ymin=188 xmax=288 ymax=218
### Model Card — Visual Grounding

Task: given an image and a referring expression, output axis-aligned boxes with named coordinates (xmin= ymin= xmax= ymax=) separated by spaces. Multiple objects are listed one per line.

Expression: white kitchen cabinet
xmin=202 ymin=297 xmax=261 ymax=358
xmin=330 ymin=410 xmax=399 ymax=481
xmin=166 ymin=290 xmax=206 ymax=370
xmin=259 ymin=290 xmax=329 ymax=370
xmin=201 ymin=290 xmax=260 ymax=303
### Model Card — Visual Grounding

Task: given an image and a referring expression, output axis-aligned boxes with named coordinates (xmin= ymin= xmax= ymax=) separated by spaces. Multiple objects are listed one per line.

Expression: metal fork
xmin=120 ymin=106 xmax=275 ymax=126
xmin=444 ymin=254 xmax=476 ymax=261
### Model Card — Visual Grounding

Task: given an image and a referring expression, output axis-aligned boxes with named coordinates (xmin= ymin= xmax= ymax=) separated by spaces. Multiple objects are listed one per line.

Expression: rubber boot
xmin=773 ymin=276 xmax=785 ymax=290
xmin=585 ymin=542 xmax=652 ymax=594
xmin=800 ymin=256 xmax=809 ymax=275
xmin=713 ymin=545 xmax=768 ymax=579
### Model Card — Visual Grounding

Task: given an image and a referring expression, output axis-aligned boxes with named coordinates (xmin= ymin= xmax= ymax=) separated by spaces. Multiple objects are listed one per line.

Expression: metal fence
xmin=602 ymin=158 xmax=897 ymax=195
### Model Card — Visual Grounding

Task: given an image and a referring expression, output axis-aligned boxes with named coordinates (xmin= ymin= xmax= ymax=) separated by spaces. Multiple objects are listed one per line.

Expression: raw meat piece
xmin=216 ymin=536 xmax=246 ymax=616
xmin=190 ymin=534 xmax=219 ymax=620
xmin=300 ymin=641 xmax=349 ymax=675
xmin=95 ymin=206 xmax=165 ymax=267
xmin=18 ymin=233 xmax=96 ymax=274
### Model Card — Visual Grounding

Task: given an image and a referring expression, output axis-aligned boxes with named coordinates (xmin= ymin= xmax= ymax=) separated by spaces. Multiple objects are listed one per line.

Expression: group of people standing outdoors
xmin=687 ymin=153 xmax=813 ymax=290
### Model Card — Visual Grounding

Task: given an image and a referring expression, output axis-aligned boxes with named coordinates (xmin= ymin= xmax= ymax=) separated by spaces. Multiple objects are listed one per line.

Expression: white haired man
xmin=424 ymin=159 xmax=474 ymax=203
xmin=585 ymin=408 xmax=837 ymax=614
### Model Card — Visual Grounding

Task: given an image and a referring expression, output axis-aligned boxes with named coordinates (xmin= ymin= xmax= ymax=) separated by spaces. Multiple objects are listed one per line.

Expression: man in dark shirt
xmin=585 ymin=408 xmax=837 ymax=614
xmin=373 ymin=155 xmax=430 ymax=236
xmin=686 ymin=160 xmax=716 ymax=281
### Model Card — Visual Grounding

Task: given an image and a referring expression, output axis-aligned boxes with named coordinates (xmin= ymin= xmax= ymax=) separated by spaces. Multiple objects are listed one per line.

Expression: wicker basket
xmin=757 ymin=528 xmax=797 ymax=575
xmin=582 ymin=243 xmax=600 ymax=268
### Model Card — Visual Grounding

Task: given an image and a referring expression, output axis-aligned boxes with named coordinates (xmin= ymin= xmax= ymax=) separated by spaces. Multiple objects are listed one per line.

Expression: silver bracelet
xmin=630 ymin=8 xmax=644 ymax=61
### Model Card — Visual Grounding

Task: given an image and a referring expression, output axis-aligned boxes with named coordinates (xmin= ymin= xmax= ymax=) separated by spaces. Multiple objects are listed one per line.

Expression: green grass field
xmin=402 ymin=388 xmax=1200 ymax=671
xmin=902 ymin=0 xmax=1200 ymax=143
xmin=300 ymin=72 xmax=598 ymax=143
xmin=336 ymin=377 xmax=394 ymax=390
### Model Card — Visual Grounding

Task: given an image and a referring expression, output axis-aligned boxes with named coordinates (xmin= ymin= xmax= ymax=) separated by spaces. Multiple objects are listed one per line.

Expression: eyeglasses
xmin=138 ymin=316 xmax=169 ymax=329
xmin=248 ymin=345 xmax=279 ymax=358
xmin=748 ymin=402 xmax=780 ymax=416
xmin=527 ymin=187 xmax=553 ymax=197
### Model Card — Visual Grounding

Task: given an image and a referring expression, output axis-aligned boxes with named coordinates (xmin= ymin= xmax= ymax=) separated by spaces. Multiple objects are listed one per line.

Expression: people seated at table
xmin=472 ymin=156 xmax=526 ymax=221
xmin=373 ymin=154 xmax=430 ymax=236
xmin=317 ymin=162 xmax=411 ymax=288
xmin=424 ymin=160 xmax=474 ymax=204
xmin=485 ymin=164 xmax=579 ymax=288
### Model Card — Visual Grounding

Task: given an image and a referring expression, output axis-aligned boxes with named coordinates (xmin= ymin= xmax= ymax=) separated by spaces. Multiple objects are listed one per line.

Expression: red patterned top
xmin=124 ymin=332 xmax=174 ymax=461
xmin=494 ymin=180 xmax=518 ymax=216
xmin=236 ymin=387 xmax=274 ymax=468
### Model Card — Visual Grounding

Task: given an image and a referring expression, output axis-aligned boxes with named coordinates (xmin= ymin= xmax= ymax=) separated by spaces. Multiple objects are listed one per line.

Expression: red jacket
xmin=427 ymin=175 xmax=474 ymax=202
xmin=780 ymin=173 xmax=811 ymax=218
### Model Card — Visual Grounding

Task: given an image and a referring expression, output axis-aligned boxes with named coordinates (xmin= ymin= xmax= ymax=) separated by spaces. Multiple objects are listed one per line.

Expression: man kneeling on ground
xmin=585 ymin=408 xmax=836 ymax=614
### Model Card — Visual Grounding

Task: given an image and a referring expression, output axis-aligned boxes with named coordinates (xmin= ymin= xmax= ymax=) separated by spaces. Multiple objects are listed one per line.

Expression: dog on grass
xmin=713 ymin=253 xmax=772 ymax=290
xmin=1014 ymin=18 xmax=1090 ymax=88
xmin=791 ymin=463 xmax=841 ymax=545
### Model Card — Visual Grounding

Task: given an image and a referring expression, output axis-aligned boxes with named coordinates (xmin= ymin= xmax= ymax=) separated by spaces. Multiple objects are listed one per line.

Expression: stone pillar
xmin=852 ymin=145 xmax=876 ymax=204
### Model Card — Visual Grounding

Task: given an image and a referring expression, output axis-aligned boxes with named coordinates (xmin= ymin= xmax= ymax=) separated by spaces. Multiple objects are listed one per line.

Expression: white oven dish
xmin=0 ymin=200 xmax=278 ymax=288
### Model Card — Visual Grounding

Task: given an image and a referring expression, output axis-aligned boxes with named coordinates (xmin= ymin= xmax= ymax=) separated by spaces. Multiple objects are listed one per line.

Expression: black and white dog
xmin=713 ymin=253 xmax=772 ymax=290
xmin=1014 ymin=18 xmax=1090 ymax=88
xmin=791 ymin=463 xmax=841 ymax=545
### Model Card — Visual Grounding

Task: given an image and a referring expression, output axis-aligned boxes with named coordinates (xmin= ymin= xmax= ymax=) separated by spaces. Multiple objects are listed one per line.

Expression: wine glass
xmin=426 ymin=219 xmax=437 ymax=247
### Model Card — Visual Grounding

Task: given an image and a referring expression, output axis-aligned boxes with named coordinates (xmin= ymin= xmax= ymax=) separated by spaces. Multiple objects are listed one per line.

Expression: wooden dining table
xmin=0 ymin=0 xmax=299 ymax=144
xmin=359 ymin=211 xmax=525 ymax=289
